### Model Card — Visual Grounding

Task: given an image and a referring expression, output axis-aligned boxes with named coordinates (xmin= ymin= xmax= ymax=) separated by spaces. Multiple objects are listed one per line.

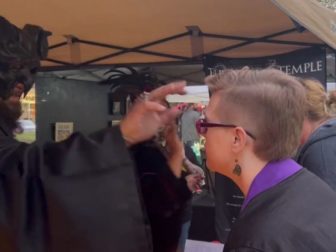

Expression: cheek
xmin=6 ymin=97 xmax=21 ymax=108
xmin=205 ymin=133 xmax=229 ymax=173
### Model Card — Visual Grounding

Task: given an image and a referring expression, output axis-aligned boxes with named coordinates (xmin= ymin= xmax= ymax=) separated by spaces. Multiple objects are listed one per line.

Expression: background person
xmin=296 ymin=78 xmax=336 ymax=191
xmin=327 ymin=90 xmax=336 ymax=116
xmin=177 ymin=143 xmax=204 ymax=252
xmin=130 ymin=122 xmax=191 ymax=252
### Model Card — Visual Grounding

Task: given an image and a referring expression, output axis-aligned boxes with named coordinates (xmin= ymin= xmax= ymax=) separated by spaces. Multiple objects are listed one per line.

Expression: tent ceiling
xmin=2 ymin=0 xmax=333 ymax=69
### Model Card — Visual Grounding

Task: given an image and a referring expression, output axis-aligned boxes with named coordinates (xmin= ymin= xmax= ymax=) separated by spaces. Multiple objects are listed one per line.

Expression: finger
xmin=140 ymin=101 xmax=167 ymax=113
xmin=160 ymin=107 xmax=182 ymax=124
xmin=148 ymin=81 xmax=186 ymax=101
xmin=194 ymin=184 xmax=200 ymax=190
xmin=194 ymin=174 xmax=203 ymax=179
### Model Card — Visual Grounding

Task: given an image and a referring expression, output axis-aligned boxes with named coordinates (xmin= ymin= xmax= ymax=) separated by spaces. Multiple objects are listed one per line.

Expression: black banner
xmin=203 ymin=47 xmax=326 ymax=85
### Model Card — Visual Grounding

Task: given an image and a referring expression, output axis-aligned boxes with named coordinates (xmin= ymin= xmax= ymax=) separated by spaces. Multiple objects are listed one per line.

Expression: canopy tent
xmin=1 ymin=0 xmax=335 ymax=70
xmin=273 ymin=0 xmax=336 ymax=49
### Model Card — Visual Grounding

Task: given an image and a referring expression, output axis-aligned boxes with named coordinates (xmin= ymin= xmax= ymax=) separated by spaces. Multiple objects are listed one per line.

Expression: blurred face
xmin=203 ymin=94 xmax=235 ymax=175
xmin=4 ymin=83 xmax=24 ymax=120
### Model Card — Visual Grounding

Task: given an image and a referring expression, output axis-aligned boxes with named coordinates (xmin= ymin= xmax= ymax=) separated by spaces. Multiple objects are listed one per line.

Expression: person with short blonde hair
xmin=206 ymin=68 xmax=305 ymax=162
xmin=298 ymin=78 xmax=331 ymax=143
xmin=327 ymin=90 xmax=336 ymax=116
xmin=201 ymin=68 xmax=336 ymax=252
xmin=300 ymin=79 xmax=329 ymax=120
xmin=295 ymin=78 xmax=336 ymax=191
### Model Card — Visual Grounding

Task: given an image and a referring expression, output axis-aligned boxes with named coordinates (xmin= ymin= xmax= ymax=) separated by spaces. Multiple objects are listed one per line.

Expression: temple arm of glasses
xmin=201 ymin=123 xmax=256 ymax=140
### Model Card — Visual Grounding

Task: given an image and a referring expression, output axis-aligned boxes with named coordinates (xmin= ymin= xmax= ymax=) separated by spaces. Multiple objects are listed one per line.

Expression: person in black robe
xmin=202 ymin=68 xmax=336 ymax=252
xmin=131 ymin=123 xmax=191 ymax=252
xmin=131 ymin=120 xmax=204 ymax=252
xmin=0 ymin=76 xmax=187 ymax=252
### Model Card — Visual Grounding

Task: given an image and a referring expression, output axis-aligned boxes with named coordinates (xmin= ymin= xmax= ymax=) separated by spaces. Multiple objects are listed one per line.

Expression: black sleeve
xmin=0 ymin=126 xmax=152 ymax=252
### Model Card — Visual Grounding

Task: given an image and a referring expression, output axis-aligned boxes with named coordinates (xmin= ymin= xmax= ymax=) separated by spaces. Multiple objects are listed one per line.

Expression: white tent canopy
xmin=2 ymin=0 xmax=335 ymax=69
xmin=273 ymin=0 xmax=336 ymax=49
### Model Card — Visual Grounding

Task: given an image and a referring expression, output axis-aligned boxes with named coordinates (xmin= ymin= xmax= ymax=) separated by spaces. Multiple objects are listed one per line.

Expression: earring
xmin=233 ymin=159 xmax=242 ymax=176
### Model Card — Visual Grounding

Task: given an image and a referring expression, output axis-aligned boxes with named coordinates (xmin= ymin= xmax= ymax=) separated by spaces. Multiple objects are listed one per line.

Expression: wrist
xmin=168 ymin=155 xmax=184 ymax=178
xmin=119 ymin=123 xmax=136 ymax=147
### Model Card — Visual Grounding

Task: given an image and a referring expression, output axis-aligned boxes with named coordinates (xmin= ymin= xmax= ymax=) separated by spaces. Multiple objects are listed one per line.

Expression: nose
xmin=15 ymin=83 xmax=25 ymax=92
xmin=11 ymin=83 xmax=25 ymax=98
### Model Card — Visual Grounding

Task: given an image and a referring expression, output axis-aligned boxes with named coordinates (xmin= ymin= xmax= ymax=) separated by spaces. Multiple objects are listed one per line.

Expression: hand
xmin=120 ymin=81 xmax=186 ymax=146
xmin=184 ymin=159 xmax=205 ymax=177
xmin=185 ymin=174 xmax=203 ymax=193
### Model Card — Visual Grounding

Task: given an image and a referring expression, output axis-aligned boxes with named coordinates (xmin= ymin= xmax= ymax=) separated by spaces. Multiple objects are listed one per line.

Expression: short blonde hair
xmin=327 ymin=90 xmax=336 ymax=116
xmin=298 ymin=78 xmax=330 ymax=121
xmin=206 ymin=68 xmax=305 ymax=161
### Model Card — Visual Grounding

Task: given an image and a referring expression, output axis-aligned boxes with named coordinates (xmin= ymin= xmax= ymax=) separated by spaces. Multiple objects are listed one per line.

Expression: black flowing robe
xmin=0 ymin=120 xmax=152 ymax=252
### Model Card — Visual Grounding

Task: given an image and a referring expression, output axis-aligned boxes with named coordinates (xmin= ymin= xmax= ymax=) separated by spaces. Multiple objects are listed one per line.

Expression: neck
xmin=312 ymin=118 xmax=329 ymax=131
xmin=228 ymin=154 xmax=267 ymax=196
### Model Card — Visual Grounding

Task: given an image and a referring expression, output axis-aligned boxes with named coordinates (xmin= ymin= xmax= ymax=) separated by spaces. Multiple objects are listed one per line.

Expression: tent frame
xmin=44 ymin=26 xmax=327 ymax=71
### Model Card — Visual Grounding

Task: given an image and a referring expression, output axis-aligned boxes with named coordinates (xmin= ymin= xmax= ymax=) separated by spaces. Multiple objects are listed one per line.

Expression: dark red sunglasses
xmin=195 ymin=118 xmax=256 ymax=140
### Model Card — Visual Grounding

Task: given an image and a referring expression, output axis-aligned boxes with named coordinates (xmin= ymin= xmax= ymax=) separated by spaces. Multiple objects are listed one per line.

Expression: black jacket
xmin=296 ymin=118 xmax=336 ymax=191
xmin=0 ymin=120 xmax=152 ymax=252
xmin=224 ymin=169 xmax=336 ymax=252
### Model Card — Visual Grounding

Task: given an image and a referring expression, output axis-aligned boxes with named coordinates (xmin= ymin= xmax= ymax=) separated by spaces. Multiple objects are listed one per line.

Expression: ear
xmin=231 ymin=127 xmax=248 ymax=154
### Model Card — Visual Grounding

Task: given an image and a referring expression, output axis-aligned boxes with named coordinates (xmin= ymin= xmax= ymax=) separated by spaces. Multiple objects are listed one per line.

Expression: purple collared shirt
xmin=241 ymin=159 xmax=302 ymax=211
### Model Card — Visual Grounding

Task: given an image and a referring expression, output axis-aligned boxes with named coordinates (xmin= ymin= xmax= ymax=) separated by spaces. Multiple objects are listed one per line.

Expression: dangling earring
xmin=233 ymin=159 xmax=242 ymax=176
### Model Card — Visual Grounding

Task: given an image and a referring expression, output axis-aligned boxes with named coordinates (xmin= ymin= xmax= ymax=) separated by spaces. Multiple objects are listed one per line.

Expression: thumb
xmin=142 ymin=101 xmax=167 ymax=113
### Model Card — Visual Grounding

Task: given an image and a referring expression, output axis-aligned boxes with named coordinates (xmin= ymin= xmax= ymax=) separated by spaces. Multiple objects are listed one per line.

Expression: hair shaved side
xmin=206 ymin=68 xmax=306 ymax=161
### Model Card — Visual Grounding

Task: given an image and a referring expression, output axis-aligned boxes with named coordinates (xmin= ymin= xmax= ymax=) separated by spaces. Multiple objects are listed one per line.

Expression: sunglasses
xmin=195 ymin=118 xmax=256 ymax=140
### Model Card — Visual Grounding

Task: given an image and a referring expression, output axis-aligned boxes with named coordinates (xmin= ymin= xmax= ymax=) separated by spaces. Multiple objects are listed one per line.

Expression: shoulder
xmin=297 ymin=121 xmax=336 ymax=166
xmin=227 ymin=170 xmax=336 ymax=250
xmin=304 ymin=119 xmax=336 ymax=148
xmin=296 ymin=137 xmax=336 ymax=174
